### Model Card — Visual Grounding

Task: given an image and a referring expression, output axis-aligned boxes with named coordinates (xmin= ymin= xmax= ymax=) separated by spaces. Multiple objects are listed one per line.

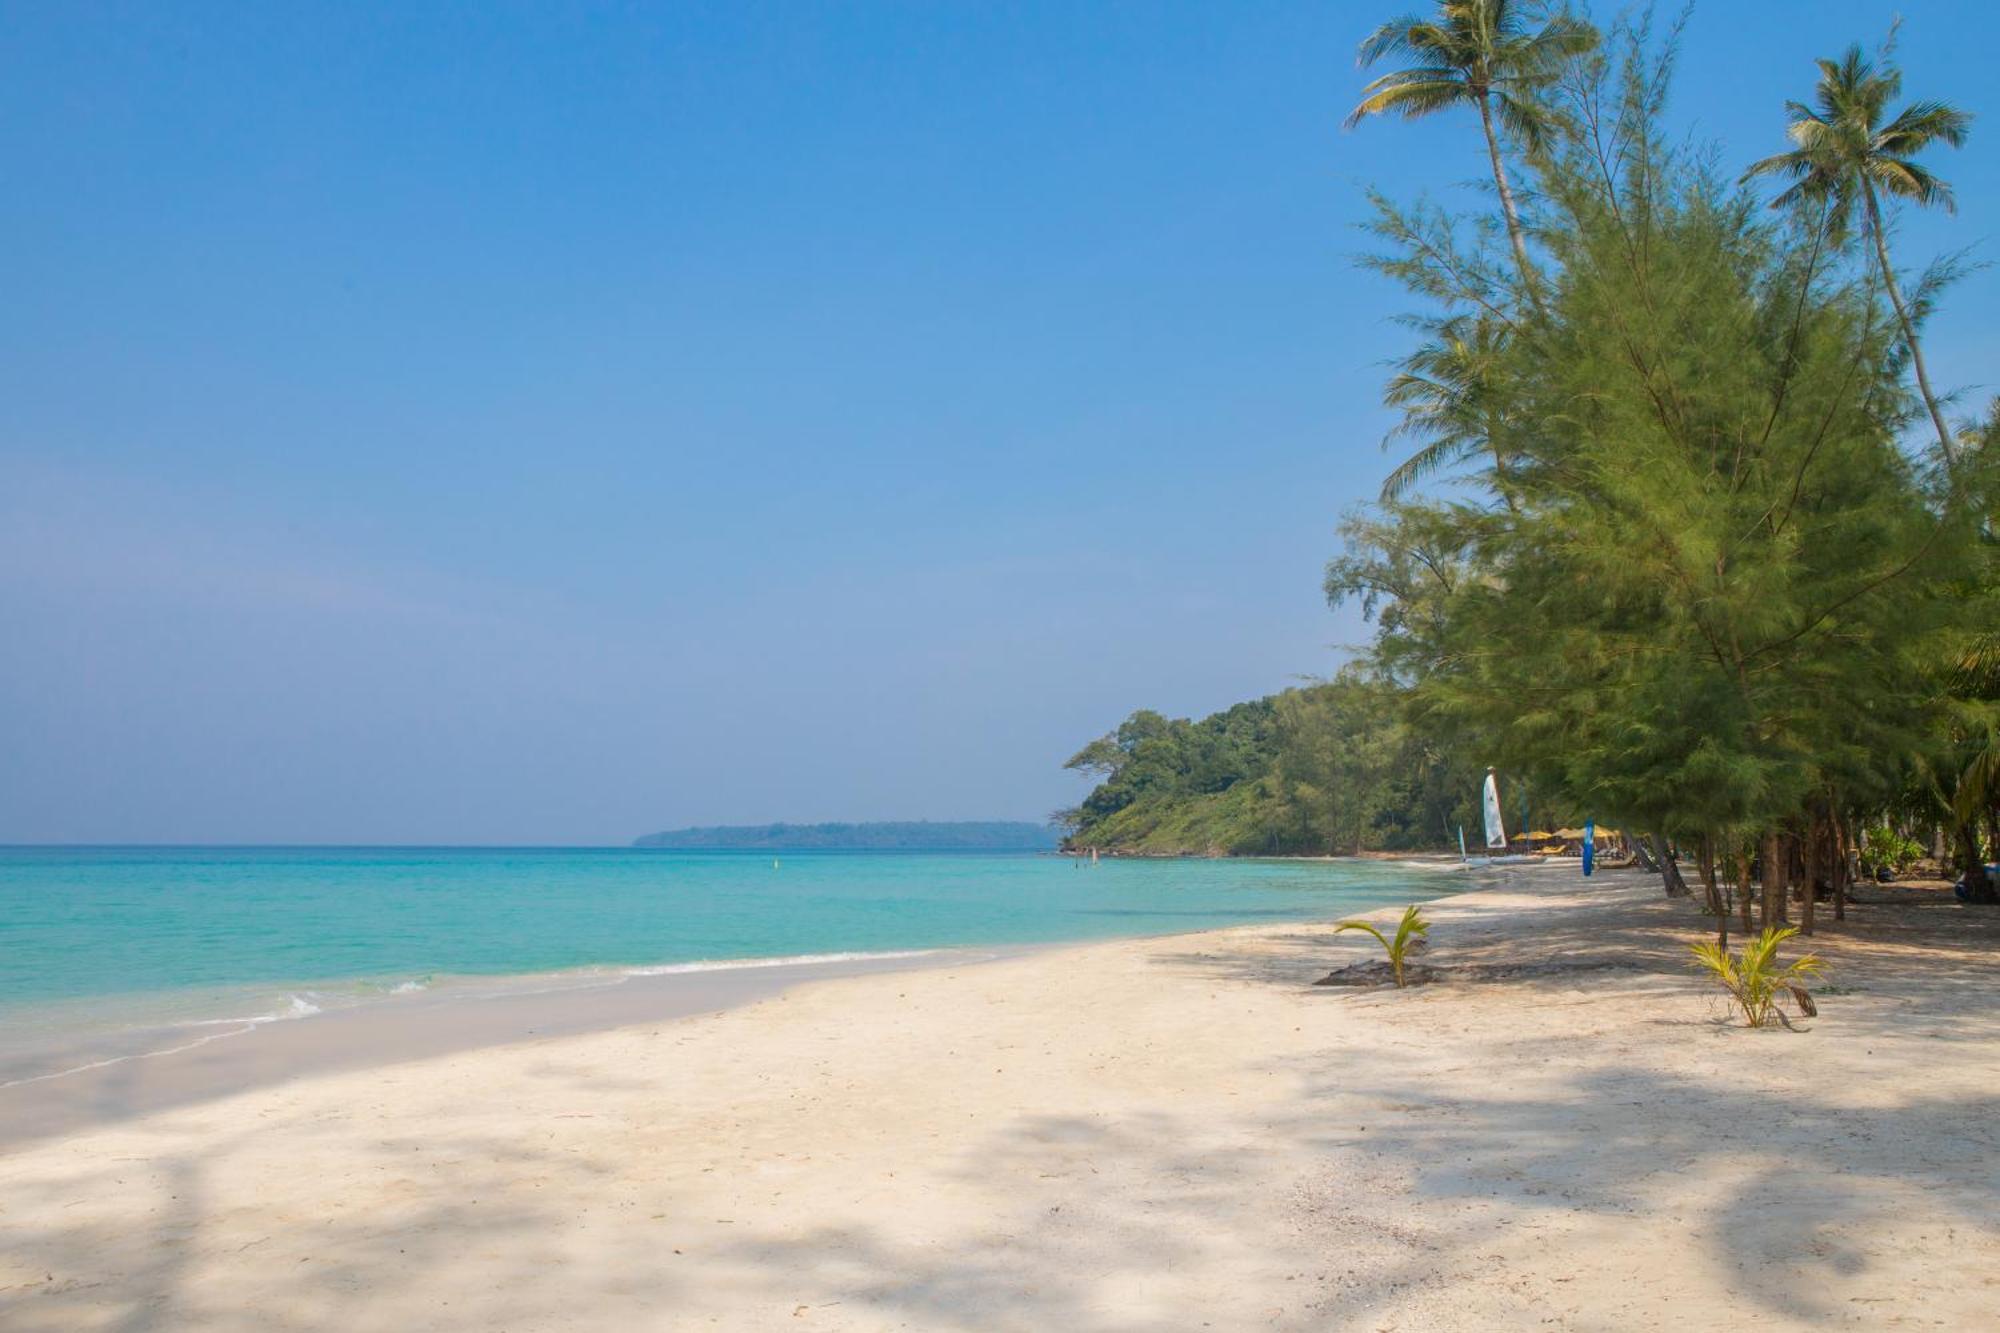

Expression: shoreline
xmin=0 ymin=946 xmax=960 ymax=1089
xmin=0 ymin=846 xmax=1463 ymax=1066
xmin=0 ymin=946 xmax=1014 ymax=1149
xmin=0 ymin=854 xmax=1489 ymax=1140
xmin=6 ymin=862 xmax=1994 ymax=1328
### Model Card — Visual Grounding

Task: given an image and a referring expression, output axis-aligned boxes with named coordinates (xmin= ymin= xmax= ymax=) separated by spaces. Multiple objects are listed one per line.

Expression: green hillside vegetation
xmin=1058 ymin=678 xmax=1500 ymax=855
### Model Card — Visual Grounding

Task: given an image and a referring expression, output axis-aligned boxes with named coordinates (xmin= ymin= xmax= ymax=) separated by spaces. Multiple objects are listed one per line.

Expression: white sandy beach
xmin=3 ymin=864 xmax=1997 ymax=1330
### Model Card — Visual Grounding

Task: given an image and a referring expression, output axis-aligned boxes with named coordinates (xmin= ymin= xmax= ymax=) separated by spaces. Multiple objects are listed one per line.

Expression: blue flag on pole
xmin=1582 ymin=821 xmax=1595 ymax=877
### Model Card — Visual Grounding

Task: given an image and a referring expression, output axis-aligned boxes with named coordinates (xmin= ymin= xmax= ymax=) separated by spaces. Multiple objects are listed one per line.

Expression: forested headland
xmin=1060 ymin=3 xmax=1999 ymax=918
xmin=1055 ymin=684 xmax=1494 ymax=856
xmin=634 ymin=821 xmax=1061 ymax=851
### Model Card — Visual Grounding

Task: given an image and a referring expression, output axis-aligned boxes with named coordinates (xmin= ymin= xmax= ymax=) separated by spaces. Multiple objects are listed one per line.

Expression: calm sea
xmin=0 ymin=846 xmax=1455 ymax=1059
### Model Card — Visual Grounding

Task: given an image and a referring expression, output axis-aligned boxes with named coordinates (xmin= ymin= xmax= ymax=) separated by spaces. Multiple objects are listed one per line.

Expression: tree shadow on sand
xmin=705 ymin=881 xmax=2000 ymax=1328
xmin=692 ymin=1047 xmax=1997 ymax=1330
xmin=0 ymin=1119 xmax=688 ymax=1333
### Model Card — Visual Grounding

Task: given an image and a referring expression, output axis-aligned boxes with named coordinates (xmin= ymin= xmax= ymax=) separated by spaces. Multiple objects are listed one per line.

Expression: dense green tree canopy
xmin=1064 ymin=8 xmax=1998 ymax=910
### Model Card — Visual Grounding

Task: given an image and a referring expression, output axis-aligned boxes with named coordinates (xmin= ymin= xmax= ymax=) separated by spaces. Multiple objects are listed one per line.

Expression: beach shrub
xmin=1334 ymin=905 xmax=1430 ymax=987
xmin=1689 ymin=926 xmax=1826 ymax=1028
xmin=1858 ymin=824 xmax=1923 ymax=876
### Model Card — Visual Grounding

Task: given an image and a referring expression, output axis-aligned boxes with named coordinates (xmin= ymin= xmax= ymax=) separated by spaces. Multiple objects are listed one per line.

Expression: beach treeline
xmin=1063 ymin=2 xmax=1999 ymax=923
xmin=1055 ymin=685 xmax=1487 ymax=856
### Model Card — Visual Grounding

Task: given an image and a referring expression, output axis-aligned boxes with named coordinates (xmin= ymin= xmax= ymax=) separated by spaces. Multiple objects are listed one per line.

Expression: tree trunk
xmin=1666 ymin=848 xmax=1691 ymax=898
xmin=1800 ymin=812 xmax=1822 ymax=936
xmin=1865 ymin=185 xmax=1956 ymax=463
xmin=1761 ymin=830 xmax=1784 ymax=930
xmin=1477 ymin=92 xmax=1541 ymax=308
xmin=1959 ymin=823 xmax=1997 ymax=904
xmin=1649 ymin=835 xmax=1690 ymax=897
xmin=1699 ymin=833 xmax=1726 ymax=947
xmin=1737 ymin=845 xmax=1755 ymax=935
xmin=1833 ymin=816 xmax=1849 ymax=921
xmin=1780 ymin=833 xmax=1794 ymax=924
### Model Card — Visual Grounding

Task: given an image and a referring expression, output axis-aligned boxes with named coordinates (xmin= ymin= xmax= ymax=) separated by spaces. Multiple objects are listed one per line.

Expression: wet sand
xmin=0 ymin=950 xmax=991 ymax=1148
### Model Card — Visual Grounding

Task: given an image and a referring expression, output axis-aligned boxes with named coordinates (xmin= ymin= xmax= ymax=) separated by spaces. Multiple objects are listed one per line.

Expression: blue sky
xmin=2 ymin=1 xmax=1994 ymax=844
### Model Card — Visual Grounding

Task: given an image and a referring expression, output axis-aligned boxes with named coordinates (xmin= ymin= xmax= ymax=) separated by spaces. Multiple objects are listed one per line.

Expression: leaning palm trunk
xmin=1743 ymin=47 xmax=1968 ymax=470
xmin=1864 ymin=187 xmax=1956 ymax=462
xmin=1347 ymin=3 xmax=1596 ymax=318
xmin=1477 ymin=93 xmax=1540 ymax=304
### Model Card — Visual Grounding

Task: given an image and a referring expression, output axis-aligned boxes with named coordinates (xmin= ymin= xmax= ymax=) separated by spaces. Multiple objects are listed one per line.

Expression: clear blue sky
xmin=2 ymin=2 xmax=1993 ymax=844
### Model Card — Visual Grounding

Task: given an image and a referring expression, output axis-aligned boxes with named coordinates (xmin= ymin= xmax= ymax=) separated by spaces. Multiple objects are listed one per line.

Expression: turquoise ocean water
xmin=0 ymin=846 xmax=1456 ymax=1057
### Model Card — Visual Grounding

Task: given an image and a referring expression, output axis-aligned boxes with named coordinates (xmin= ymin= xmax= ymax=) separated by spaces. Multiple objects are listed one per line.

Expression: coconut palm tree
xmin=1346 ymin=1 xmax=1598 ymax=300
xmin=1379 ymin=314 xmax=1514 ymax=504
xmin=1742 ymin=45 xmax=1971 ymax=462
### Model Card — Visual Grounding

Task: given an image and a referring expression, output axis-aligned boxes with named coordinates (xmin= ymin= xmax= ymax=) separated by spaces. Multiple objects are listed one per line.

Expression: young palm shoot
xmin=1689 ymin=926 xmax=1827 ymax=1029
xmin=1334 ymin=905 xmax=1431 ymax=987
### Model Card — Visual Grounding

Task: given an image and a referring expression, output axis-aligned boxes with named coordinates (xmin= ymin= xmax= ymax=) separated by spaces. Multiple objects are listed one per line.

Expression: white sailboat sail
xmin=1482 ymin=769 xmax=1507 ymax=849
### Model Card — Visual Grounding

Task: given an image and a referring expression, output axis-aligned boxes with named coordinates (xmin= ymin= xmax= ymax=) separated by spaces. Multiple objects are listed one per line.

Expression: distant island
xmin=632 ymin=821 xmax=1061 ymax=851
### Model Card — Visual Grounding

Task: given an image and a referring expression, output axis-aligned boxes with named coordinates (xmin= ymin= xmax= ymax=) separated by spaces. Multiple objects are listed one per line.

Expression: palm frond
xmin=1747 ymin=42 xmax=1966 ymax=236
xmin=1334 ymin=905 xmax=1430 ymax=987
xmin=1381 ymin=438 xmax=1476 ymax=503
xmin=1333 ymin=921 xmax=1391 ymax=949
xmin=1866 ymin=156 xmax=1955 ymax=211
xmin=1691 ymin=926 xmax=1825 ymax=1028
xmin=1357 ymin=17 xmax=1454 ymax=69
xmin=1742 ymin=149 xmax=1814 ymax=183
xmin=1492 ymin=89 xmax=1553 ymax=154
xmin=1347 ymin=69 xmax=1474 ymax=128
xmin=1877 ymin=99 xmax=1973 ymax=153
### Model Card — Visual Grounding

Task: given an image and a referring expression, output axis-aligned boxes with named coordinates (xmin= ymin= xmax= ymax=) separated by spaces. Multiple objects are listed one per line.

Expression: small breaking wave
xmin=0 ymin=955 xmax=945 ymax=1092
xmin=623 ymin=948 xmax=940 ymax=977
xmin=174 ymin=993 xmax=325 ymax=1028
xmin=0 ymin=993 xmax=328 ymax=1090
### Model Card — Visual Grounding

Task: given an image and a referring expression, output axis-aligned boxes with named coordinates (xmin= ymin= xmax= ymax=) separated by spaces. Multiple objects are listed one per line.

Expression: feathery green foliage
xmin=1857 ymin=824 xmax=1922 ymax=875
xmin=1327 ymin=13 xmax=1991 ymax=915
xmin=1378 ymin=315 xmax=1516 ymax=503
xmin=1063 ymin=9 xmax=2000 ymax=913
